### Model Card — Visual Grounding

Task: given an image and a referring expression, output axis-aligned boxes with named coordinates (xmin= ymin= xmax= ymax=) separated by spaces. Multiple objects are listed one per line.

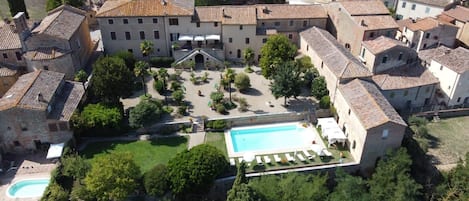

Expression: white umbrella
xmin=243 ymin=152 xmax=255 ymax=162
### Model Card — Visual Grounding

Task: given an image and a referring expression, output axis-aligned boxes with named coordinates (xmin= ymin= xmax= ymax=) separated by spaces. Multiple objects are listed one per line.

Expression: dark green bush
xmin=144 ymin=164 xmax=169 ymax=197
xmin=41 ymin=182 xmax=69 ymax=201
xmin=207 ymin=120 xmax=226 ymax=130
xmin=216 ymin=103 xmax=226 ymax=114
xmin=319 ymin=96 xmax=331 ymax=109
xmin=154 ymin=79 xmax=165 ymax=95
xmin=149 ymin=57 xmax=175 ymax=68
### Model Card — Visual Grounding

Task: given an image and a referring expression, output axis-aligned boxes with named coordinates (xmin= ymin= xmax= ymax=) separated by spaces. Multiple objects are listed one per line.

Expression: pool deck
xmin=0 ymin=152 xmax=56 ymax=201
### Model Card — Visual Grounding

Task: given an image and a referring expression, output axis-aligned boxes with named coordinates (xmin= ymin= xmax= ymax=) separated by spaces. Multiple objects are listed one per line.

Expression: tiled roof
xmin=339 ymin=79 xmax=407 ymax=129
xmin=402 ymin=17 xmax=456 ymax=32
xmin=0 ymin=70 xmax=64 ymax=111
xmin=339 ymin=0 xmax=390 ymax=16
xmin=362 ymin=36 xmax=406 ymax=54
xmin=440 ymin=6 xmax=469 ymax=22
xmin=194 ymin=6 xmax=223 ymax=22
xmin=0 ymin=66 xmax=18 ymax=77
xmin=0 ymin=21 xmax=22 ymax=50
xmin=405 ymin=0 xmax=454 ymax=7
xmin=300 ymin=27 xmax=372 ymax=79
xmin=24 ymin=47 xmax=70 ymax=61
xmin=97 ymin=0 xmax=194 ymax=17
xmin=433 ymin=47 xmax=469 ymax=74
xmin=418 ymin=45 xmax=450 ymax=63
xmin=372 ymin=65 xmax=439 ymax=90
xmin=221 ymin=6 xmax=257 ymax=25
xmin=48 ymin=81 xmax=85 ymax=121
xmin=255 ymin=4 xmax=327 ymax=19
xmin=352 ymin=15 xmax=399 ymax=31
xmin=32 ymin=5 xmax=86 ymax=40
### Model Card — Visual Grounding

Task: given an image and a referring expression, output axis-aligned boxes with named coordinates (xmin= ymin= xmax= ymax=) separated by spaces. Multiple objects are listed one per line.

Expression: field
xmin=81 ymin=136 xmax=188 ymax=173
xmin=426 ymin=116 xmax=469 ymax=167
xmin=0 ymin=0 xmax=47 ymax=21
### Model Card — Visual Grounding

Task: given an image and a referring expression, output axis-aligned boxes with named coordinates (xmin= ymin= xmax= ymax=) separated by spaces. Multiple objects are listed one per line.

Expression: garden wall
xmin=207 ymin=111 xmax=316 ymax=129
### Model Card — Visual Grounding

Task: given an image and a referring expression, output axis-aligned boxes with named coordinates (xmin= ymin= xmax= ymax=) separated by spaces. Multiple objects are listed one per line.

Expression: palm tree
xmin=134 ymin=61 xmax=149 ymax=96
xmin=158 ymin=68 xmax=169 ymax=87
xmin=140 ymin=40 xmax=154 ymax=59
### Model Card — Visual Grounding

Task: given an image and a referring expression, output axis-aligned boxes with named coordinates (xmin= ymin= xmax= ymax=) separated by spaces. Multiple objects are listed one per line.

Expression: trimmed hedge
xmin=206 ymin=120 xmax=226 ymax=130
xmin=149 ymin=57 xmax=175 ymax=68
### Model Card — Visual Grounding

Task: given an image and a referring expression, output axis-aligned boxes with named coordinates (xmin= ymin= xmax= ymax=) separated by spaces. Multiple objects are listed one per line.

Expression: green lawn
xmin=205 ymin=132 xmax=228 ymax=158
xmin=81 ymin=136 xmax=188 ymax=173
xmin=427 ymin=116 xmax=469 ymax=164
xmin=0 ymin=0 xmax=47 ymax=21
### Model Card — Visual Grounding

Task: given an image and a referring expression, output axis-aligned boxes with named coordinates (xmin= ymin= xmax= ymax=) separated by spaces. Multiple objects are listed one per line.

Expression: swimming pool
xmin=7 ymin=178 xmax=50 ymax=198
xmin=226 ymin=122 xmax=316 ymax=156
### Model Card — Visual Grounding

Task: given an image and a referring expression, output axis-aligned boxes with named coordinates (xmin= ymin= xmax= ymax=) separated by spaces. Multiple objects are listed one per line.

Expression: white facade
xmin=428 ymin=60 xmax=469 ymax=105
xmin=396 ymin=0 xmax=446 ymax=19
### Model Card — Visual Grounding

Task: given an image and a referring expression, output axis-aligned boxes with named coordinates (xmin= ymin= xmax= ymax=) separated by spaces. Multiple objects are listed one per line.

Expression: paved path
xmin=188 ymin=132 xmax=206 ymax=148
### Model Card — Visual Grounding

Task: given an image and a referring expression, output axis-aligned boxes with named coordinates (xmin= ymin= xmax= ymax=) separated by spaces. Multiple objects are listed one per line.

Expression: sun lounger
xmin=274 ymin=154 xmax=282 ymax=163
xmin=256 ymin=156 xmax=263 ymax=165
xmin=322 ymin=149 xmax=333 ymax=157
xmin=238 ymin=157 xmax=244 ymax=163
xmin=297 ymin=153 xmax=306 ymax=162
xmin=230 ymin=158 xmax=236 ymax=166
xmin=303 ymin=150 xmax=314 ymax=159
xmin=263 ymin=156 xmax=272 ymax=164
xmin=285 ymin=153 xmax=295 ymax=162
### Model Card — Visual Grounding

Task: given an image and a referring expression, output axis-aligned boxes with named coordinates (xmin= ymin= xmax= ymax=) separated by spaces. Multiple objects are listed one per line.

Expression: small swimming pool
xmin=227 ymin=122 xmax=315 ymax=156
xmin=7 ymin=178 xmax=50 ymax=198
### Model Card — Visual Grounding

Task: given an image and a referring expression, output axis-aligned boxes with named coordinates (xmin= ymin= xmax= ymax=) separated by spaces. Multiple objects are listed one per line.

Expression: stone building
xmin=438 ymin=6 xmax=469 ymax=47
xmin=0 ymin=66 xmax=19 ymax=97
xmin=0 ymin=70 xmax=84 ymax=153
xmin=395 ymin=0 xmax=459 ymax=20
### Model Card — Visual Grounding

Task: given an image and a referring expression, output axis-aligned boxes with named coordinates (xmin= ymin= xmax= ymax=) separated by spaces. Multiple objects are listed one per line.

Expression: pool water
xmin=230 ymin=123 xmax=311 ymax=153
xmin=7 ymin=178 xmax=50 ymax=198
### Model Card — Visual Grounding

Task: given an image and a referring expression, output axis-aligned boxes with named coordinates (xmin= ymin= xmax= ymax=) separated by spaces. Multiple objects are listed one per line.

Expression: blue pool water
xmin=230 ymin=123 xmax=309 ymax=153
xmin=7 ymin=178 xmax=50 ymax=198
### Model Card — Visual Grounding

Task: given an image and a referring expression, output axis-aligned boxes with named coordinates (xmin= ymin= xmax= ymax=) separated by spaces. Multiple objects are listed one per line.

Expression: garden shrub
xmin=319 ymin=96 xmax=331 ymax=109
xmin=207 ymin=120 xmax=226 ymax=130
xmin=177 ymin=105 xmax=187 ymax=116
xmin=216 ymin=103 xmax=226 ymax=114
xmin=210 ymin=91 xmax=224 ymax=104
xmin=238 ymin=97 xmax=249 ymax=112
xmin=154 ymin=79 xmax=165 ymax=95
xmin=234 ymin=73 xmax=251 ymax=92
xmin=144 ymin=164 xmax=169 ymax=197
xmin=41 ymin=182 xmax=69 ymax=201
xmin=149 ymin=57 xmax=174 ymax=68
xmin=172 ymin=90 xmax=185 ymax=105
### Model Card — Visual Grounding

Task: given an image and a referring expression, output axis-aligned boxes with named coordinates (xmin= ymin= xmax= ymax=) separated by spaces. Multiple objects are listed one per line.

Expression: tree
xmin=129 ymin=98 xmax=164 ymax=128
xmin=63 ymin=0 xmax=85 ymax=8
xmin=437 ymin=152 xmax=469 ymax=201
xmin=311 ymin=76 xmax=329 ymax=100
xmin=243 ymin=47 xmax=255 ymax=67
xmin=78 ymin=103 xmax=122 ymax=129
xmin=144 ymin=164 xmax=169 ymax=197
xmin=134 ymin=61 xmax=149 ymax=96
xmin=158 ymin=68 xmax=169 ymax=87
xmin=260 ymin=34 xmax=297 ymax=78
xmin=74 ymin=69 xmax=88 ymax=88
xmin=91 ymin=56 xmax=133 ymax=103
xmin=270 ymin=61 xmax=302 ymax=106
xmin=84 ymin=152 xmax=140 ymax=201
xmin=61 ymin=154 xmax=90 ymax=181
xmin=295 ymin=56 xmax=314 ymax=73
xmin=329 ymin=168 xmax=370 ymax=201
xmin=172 ymin=90 xmax=185 ymax=105
xmin=234 ymin=73 xmax=251 ymax=92
xmin=7 ymin=0 xmax=29 ymax=19
xmin=46 ymin=0 xmax=62 ymax=11
xmin=140 ymin=40 xmax=154 ymax=58
xmin=368 ymin=148 xmax=422 ymax=201
xmin=114 ymin=50 xmax=136 ymax=71
xmin=210 ymin=91 xmax=224 ymax=104
xmin=227 ymin=162 xmax=259 ymax=201
xmin=47 ymin=0 xmax=84 ymax=11
xmin=41 ymin=182 xmax=69 ymax=201
xmin=167 ymin=144 xmax=228 ymax=197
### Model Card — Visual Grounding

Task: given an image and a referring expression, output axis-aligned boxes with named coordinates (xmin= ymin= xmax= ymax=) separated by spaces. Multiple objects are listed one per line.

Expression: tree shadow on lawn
xmin=284 ymin=97 xmax=315 ymax=113
xmin=243 ymin=88 xmax=263 ymax=96
xmin=150 ymin=136 xmax=188 ymax=147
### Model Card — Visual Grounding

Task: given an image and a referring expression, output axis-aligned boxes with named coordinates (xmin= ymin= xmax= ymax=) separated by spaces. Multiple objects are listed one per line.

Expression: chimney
xmin=161 ymin=0 xmax=167 ymax=5
xmin=360 ymin=20 xmax=367 ymax=26
xmin=13 ymin=12 xmax=28 ymax=34
xmin=444 ymin=49 xmax=451 ymax=55
xmin=222 ymin=9 xmax=226 ymax=17
xmin=37 ymin=93 xmax=44 ymax=102
xmin=263 ymin=6 xmax=268 ymax=14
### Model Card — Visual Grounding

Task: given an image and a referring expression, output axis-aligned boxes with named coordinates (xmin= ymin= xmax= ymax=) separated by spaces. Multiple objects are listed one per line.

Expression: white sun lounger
xmin=303 ymin=150 xmax=315 ymax=159
xmin=263 ymin=156 xmax=272 ymax=164
xmin=274 ymin=154 xmax=282 ymax=163
xmin=285 ymin=153 xmax=295 ymax=162
xmin=230 ymin=158 xmax=236 ymax=166
xmin=297 ymin=153 xmax=306 ymax=162
xmin=238 ymin=157 xmax=244 ymax=163
xmin=322 ymin=149 xmax=333 ymax=157
xmin=256 ymin=156 xmax=263 ymax=165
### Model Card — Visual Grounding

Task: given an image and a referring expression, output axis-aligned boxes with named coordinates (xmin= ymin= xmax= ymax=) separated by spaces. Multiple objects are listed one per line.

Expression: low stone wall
xmin=207 ymin=111 xmax=313 ymax=129
xmin=415 ymin=108 xmax=469 ymax=119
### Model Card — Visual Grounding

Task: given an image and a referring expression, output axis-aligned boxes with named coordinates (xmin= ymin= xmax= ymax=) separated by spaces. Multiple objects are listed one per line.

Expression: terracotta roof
xmin=405 ymin=0 xmax=454 ymax=8
xmin=32 ymin=5 xmax=86 ymax=40
xmin=339 ymin=0 xmax=390 ymax=16
xmin=372 ymin=65 xmax=439 ymax=90
xmin=0 ymin=70 xmax=64 ymax=111
xmin=194 ymin=6 xmax=223 ymax=22
xmin=440 ymin=6 xmax=469 ymax=22
xmin=397 ymin=18 xmax=413 ymax=31
xmin=0 ymin=66 xmax=18 ymax=77
xmin=255 ymin=4 xmax=327 ymax=19
xmin=24 ymin=47 xmax=70 ymax=61
xmin=402 ymin=17 xmax=456 ymax=32
xmin=220 ymin=6 xmax=257 ymax=25
xmin=339 ymin=79 xmax=407 ymax=129
xmin=433 ymin=47 xmax=469 ymax=74
xmin=0 ymin=21 xmax=22 ymax=50
xmin=352 ymin=15 xmax=399 ymax=31
xmin=48 ymin=81 xmax=85 ymax=121
xmin=418 ymin=45 xmax=450 ymax=63
xmin=300 ymin=27 xmax=372 ymax=79
xmin=362 ymin=36 xmax=406 ymax=54
xmin=97 ymin=0 xmax=194 ymax=17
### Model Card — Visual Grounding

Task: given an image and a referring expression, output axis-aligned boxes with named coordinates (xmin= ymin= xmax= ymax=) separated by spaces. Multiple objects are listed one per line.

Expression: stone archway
xmin=195 ymin=54 xmax=204 ymax=64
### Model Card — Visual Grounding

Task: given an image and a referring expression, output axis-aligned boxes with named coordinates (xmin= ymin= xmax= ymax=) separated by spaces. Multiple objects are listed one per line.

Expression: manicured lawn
xmin=427 ymin=116 xmax=469 ymax=164
xmin=81 ymin=136 xmax=188 ymax=173
xmin=0 ymin=0 xmax=47 ymax=21
xmin=205 ymin=132 xmax=228 ymax=158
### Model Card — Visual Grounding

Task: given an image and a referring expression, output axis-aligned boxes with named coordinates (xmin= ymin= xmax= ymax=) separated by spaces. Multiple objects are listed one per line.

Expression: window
xmin=303 ymin=21 xmax=307 ymax=27
xmin=229 ymin=38 xmax=233 ymax=43
xmin=382 ymin=56 xmax=388 ymax=63
xmin=139 ymin=31 xmax=145 ymax=40
xmin=169 ymin=18 xmax=179 ymax=25
xmin=229 ymin=51 xmax=232 ymax=55
xmin=321 ymin=61 xmax=324 ymax=68
xmin=457 ymin=97 xmax=461 ymax=102
xmin=352 ymin=140 xmax=356 ymax=149
xmin=345 ymin=43 xmax=351 ymax=49
xmin=262 ymin=38 xmax=267 ymax=43
xmin=214 ymin=22 xmax=218 ymax=27
xmin=382 ymin=129 xmax=389 ymax=139
xmin=398 ymin=52 xmax=403 ymax=60
xmin=43 ymin=66 xmax=48 ymax=70
xmin=448 ymin=85 xmax=451 ymax=90
xmin=245 ymin=38 xmax=250 ymax=44
xmin=348 ymin=109 xmax=351 ymax=115
xmin=288 ymin=34 xmax=292 ymax=39
xmin=425 ymin=33 xmax=430 ymax=39
xmin=237 ymin=49 xmax=241 ymax=58
xmin=138 ymin=18 xmax=143 ymax=24
xmin=425 ymin=7 xmax=430 ymax=13
xmin=440 ymin=65 xmax=443 ymax=70
xmin=306 ymin=45 xmax=309 ymax=51
xmin=153 ymin=18 xmax=158 ymax=23
xmin=196 ymin=22 xmax=200 ymax=27
xmin=386 ymin=31 xmax=391 ymax=37
xmin=361 ymin=48 xmax=365 ymax=58
xmin=402 ymin=2 xmax=406 ymax=8
xmin=21 ymin=123 xmax=27 ymax=131
xmin=2 ymin=53 xmax=7 ymax=59
xmin=239 ymin=25 xmax=243 ymax=30
xmin=76 ymin=38 xmax=81 ymax=48
xmin=274 ymin=21 xmax=280 ymax=26
xmin=125 ymin=32 xmax=131 ymax=40
xmin=153 ymin=31 xmax=160 ymax=39
xmin=48 ymin=123 xmax=58 ymax=132
xmin=108 ymin=19 xmax=114 ymax=24
xmin=157 ymin=48 xmax=160 ymax=52
xmin=426 ymin=87 xmax=431 ymax=93
xmin=15 ymin=52 xmax=21 ymax=61
xmin=110 ymin=32 xmax=116 ymax=40
xmin=123 ymin=19 xmax=128 ymax=24
xmin=404 ymin=90 xmax=409 ymax=96
xmin=58 ymin=122 xmax=68 ymax=131
xmin=369 ymin=32 xmax=375 ymax=38
xmin=128 ymin=49 xmax=133 ymax=53
xmin=289 ymin=20 xmax=294 ymax=26
xmin=423 ymin=43 xmax=427 ymax=48
xmin=411 ymin=4 xmax=416 ymax=10
xmin=14 ymin=141 xmax=20 ymax=146
xmin=261 ymin=22 xmax=265 ymax=27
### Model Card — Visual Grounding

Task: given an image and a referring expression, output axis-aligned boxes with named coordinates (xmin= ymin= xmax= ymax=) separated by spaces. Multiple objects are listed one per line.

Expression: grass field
xmin=0 ymin=0 xmax=47 ymax=21
xmin=427 ymin=116 xmax=469 ymax=165
xmin=205 ymin=132 xmax=228 ymax=158
xmin=81 ymin=136 xmax=188 ymax=173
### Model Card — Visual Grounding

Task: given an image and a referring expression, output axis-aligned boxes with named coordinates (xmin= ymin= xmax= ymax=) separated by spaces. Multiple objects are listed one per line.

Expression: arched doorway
xmin=195 ymin=54 xmax=204 ymax=64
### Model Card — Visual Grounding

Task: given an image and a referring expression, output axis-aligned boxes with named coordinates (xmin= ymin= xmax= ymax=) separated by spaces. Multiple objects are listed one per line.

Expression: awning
xmin=178 ymin=35 xmax=194 ymax=41
xmin=317 ymin=118 xmax=347 ymax=146
xmin=194 ymin=35 xmax=205 ymax=41
xmin=46 ymin=143 xmax=65 ymax=159
xmin=205 ymin=34 xmax=220 ymax=40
